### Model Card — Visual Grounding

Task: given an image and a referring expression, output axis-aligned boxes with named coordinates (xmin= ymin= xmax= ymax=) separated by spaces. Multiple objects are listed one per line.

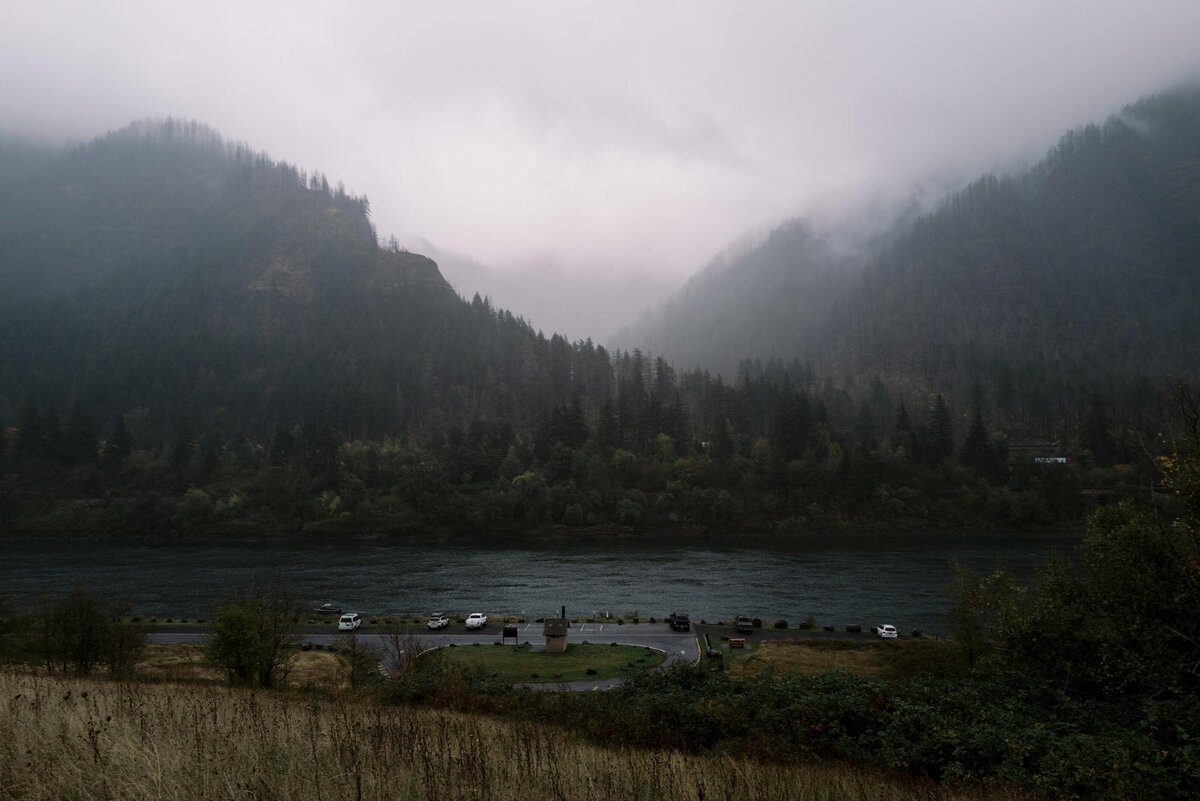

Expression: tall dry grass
xmin=0 ymin=671 xmax=1022 ymax=801
xmin=729 ymin=638 xmax=965 ymax=680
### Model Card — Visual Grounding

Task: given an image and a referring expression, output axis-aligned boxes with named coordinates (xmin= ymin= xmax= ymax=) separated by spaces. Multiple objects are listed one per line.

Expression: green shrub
xmin=614 ymin=498 xmax=644 ymax=524
xmin=562 ymin=503 xmax=585 ymax=525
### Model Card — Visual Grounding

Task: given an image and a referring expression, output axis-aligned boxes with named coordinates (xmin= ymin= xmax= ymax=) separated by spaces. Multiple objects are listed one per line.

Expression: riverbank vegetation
xmin=1 ymin=359 xmax=1169 ymax=538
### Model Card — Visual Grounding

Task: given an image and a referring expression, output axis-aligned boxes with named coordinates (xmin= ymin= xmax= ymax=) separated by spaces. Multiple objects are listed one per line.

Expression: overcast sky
xmin=4 ymin=1 xmax=1200 ymax=337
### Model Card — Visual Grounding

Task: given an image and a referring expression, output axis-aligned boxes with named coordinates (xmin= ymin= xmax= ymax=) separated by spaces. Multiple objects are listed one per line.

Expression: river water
xmin=0 ymin=532 xmax=1077 ymax=632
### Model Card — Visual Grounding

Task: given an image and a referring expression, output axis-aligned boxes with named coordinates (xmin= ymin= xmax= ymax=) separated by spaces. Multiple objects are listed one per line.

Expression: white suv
xmin=338 ymin=613 xmax=362 ymax=631
xmin=876 ymin=624 xmax=898 ymax=639
xmin=465 ymin=612 xmax=488 ymax=630
xmin=427 ymin=613 xmax=450 ymax=630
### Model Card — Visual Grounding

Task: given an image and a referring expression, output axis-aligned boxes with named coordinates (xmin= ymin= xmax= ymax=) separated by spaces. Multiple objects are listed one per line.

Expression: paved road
xmin=696 ymin=623 xmax=887 ymax=643
xmin=148 ymin=622 xmax=701 ymax=691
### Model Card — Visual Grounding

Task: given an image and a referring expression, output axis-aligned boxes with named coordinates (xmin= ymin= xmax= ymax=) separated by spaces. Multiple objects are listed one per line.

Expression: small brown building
xmin=543 ymin=618 xmax=569 ymax=653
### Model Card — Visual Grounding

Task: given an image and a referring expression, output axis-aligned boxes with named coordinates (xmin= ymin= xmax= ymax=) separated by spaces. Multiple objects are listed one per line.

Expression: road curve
xmin=147 ymin=622 xmax=701 ymax=691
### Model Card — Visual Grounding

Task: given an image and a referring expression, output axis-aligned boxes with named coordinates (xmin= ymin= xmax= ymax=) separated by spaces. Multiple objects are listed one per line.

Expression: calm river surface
xmin=0 ymin=532 xmax=1078 ymax=632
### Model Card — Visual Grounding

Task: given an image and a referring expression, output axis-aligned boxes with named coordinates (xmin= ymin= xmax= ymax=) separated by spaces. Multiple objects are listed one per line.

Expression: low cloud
xmin=3 ymin=1 xmax=1200 ymax=336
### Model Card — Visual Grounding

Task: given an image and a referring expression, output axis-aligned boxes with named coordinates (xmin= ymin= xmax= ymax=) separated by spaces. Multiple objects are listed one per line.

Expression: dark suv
xmin=735 ymin=616 xmax=754 ymax=634
xmin=668 ymin=611 xmax=691 ymax=631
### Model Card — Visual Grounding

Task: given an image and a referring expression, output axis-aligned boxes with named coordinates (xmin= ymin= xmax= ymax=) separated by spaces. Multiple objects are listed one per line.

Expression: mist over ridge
xmin=6 ymin=1 xmax=1200 ymax=339
xmin=611 ymin=85 xmax=1200 ymax=401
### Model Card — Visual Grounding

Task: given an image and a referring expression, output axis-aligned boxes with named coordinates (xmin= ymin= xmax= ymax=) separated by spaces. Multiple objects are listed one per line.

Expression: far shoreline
xmin=1 ymin=516 xmax=1086 ymax=545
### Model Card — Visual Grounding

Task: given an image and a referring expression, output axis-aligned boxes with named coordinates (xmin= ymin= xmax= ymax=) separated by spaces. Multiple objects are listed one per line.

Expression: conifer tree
xmin=960 ymin=404 xmax=995 ymax=477
xmin=710 ymin=417 xmax=735 ymax=461
xmin=63 ymin=402 xmax=97 ymax=466
xmin=1082 ymin=396 xmax=1117 ymax=466
xmin=895 ymin=400 xmax=912 ymax=436
xmin=168 ymin=422 xmax=194 ymax=470
xmin=596 ymin=399 xmax=619 ymax=451
xmin=929 ymin=394 xmax=955 ymax=463
xmin=110 ymin=413 xmax=132 ymax=461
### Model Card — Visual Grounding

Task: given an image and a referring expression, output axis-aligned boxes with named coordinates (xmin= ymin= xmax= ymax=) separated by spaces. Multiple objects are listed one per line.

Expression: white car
xmin=338 ymin=613 xmax=362 ymax=631
xmin=876 ymin=624 xmax=898 ymax=639
xmin=464 ymin=612 xmax=488 ymax=630
xmin=427 ymin=613 xmax=450 ymax=630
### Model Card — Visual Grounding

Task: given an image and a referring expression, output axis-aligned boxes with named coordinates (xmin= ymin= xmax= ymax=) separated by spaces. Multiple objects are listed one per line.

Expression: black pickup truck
xmin=668 ymin=611 xmax=691 ymax=631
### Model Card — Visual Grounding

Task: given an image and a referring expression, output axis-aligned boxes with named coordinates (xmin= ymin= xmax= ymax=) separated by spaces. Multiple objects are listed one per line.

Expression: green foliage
xmin=928 ymin=395 xmax=954 ymax=464
xmin=561 ymin=503 xmax=585 ymax=526
xmin=385 ymin=659 xmax=1200 ymax=799
xmin=206 ymin=604 xmax=264 ymax=685
xmin=954 ymin=501 xmax=1200 ymax=698
xmin=709 ymin=418 xmax=734 ymax=461
xmin=614 ymin=498 xmax=644 ymax=524
xmin=206 ymin=582 xmax=301 ymax=687
xmin=959 ymin=405 xmax=997 ymax=479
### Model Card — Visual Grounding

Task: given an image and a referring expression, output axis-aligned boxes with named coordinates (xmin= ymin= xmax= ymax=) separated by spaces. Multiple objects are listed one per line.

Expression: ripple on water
xmin=0 ymin=532 xmax=1077 ymax=632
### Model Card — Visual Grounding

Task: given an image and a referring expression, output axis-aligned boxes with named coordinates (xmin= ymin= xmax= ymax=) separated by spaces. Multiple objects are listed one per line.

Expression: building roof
xmin=543 ymin=618 xmax=568 ymax=636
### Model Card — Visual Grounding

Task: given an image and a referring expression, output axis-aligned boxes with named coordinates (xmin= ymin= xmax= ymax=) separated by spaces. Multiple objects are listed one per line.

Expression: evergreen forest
xmin=2 ymin=90 xmax=1198 ymax=537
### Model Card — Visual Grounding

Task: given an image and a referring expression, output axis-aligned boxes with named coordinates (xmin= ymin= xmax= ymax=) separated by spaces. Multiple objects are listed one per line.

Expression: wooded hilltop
xmin=2 ymin=88 xmax=1199 ymax=536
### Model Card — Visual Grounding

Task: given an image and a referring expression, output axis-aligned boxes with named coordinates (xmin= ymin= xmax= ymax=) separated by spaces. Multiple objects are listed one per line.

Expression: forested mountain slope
xmin=612 ymin=219 xmax=870 ymax=376
xmin=0 ymin=119 xmax=1180 ymax=536
xmin=0 ymin=120 xmax=612 ymax=441
xmin=614 ymin=88 xmax=1200 ymax=406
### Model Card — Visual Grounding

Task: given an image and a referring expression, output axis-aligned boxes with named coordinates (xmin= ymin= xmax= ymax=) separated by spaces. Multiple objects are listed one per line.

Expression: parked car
xmin=668 ymin=611 xmax=691 ymax=631
xmin=338 ymin=613 xmax=362 ymax=631
xmin=735 ymin=616 xmax=754 ymax=634
xmin=875 ymin=624 xmax=899 ymax=639
xmin=465 ymin=612 xmax=488 ymax=630
xmin=314 ymin=603 xmax=342 ymax=615
xmin=427 ymin=613 xmax=450 ymax=630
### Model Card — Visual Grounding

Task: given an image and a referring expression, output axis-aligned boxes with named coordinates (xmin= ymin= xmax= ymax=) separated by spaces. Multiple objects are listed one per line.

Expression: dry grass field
xmin=727 ymin=638 xmax=963 ymax=679
xmin=135 ymin=644 xmax=350 ymax=689
xmin=0 ymin=671 xmax=1024 ymax=801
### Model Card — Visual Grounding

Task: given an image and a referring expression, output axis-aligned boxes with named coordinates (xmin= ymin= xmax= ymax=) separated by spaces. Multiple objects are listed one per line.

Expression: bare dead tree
xmin=380 ymin=621 xmax=436 ymax=675
xmin=339 ymin=628 xmax=382 ymax=688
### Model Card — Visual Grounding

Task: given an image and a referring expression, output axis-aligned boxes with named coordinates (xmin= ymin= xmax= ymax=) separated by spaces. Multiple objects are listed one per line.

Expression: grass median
xmin=434 ymin=641 xmax=665 ymax=683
